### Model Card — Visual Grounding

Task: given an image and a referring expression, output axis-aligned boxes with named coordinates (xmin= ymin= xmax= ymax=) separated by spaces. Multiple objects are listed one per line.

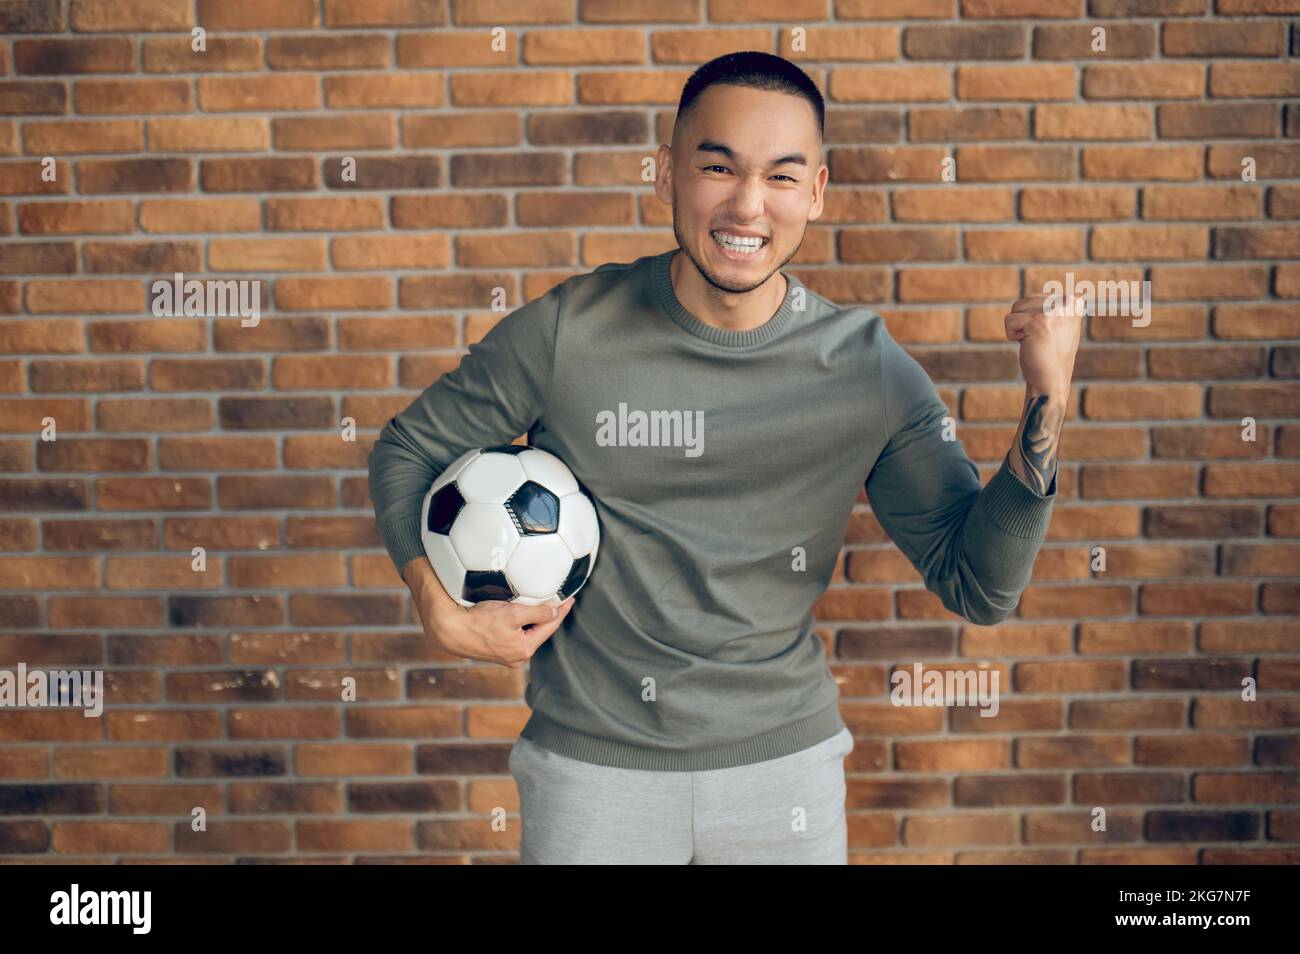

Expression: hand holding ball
xmin=420 ymin=445 xmax=600 ymax=608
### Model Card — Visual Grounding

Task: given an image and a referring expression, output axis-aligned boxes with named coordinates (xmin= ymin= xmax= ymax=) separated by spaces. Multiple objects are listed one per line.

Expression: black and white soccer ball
xmin=420 ymin=444 xmax=600 ymax=608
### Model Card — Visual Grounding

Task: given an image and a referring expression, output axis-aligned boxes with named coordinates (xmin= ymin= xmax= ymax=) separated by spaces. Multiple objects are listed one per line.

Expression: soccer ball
xmin=419 ymin=444 xmax=600 ymax=608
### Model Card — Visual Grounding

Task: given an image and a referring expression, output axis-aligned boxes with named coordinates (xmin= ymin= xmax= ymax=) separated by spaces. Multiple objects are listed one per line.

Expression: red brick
xmin=282 ymin=434 xmax=373 ymax=470
xmin=331 ymin=234 xmax=450 ymax=270
xmin=0 ymin=438 xmax=30 ymax=470
xmin=0 ymin=320 xmax=85 ymax=355
xmin=403 ymin=114 xmax=520 ymax=151
xmin=106 ymin=556 xmax=222 ymax=590
xmin=325 ymin=0 xmax=447 ymax=26
xmin=208 ymin=238 xmax=326 ymax=271
xmin=275 ymin=276 xmax=391 ymax=311
xmin=272 ymin=355 xmax=391 ymax=390
xmin=23 ymin=120 xmax=144 ymax=155
xmin=0 ymin=556 xmax=99 ymax=590
xmin=37 ymin=438 xmax=150 ymax=472
xmin=72 ymin=0 xmax=194 ymax=32
xmin=43 ymin=518 xmax=156 ymax=551
xmin=0 ymin=361 xmax=20 ymax=393
xmin=30 ymin=359 xmax=143 ymax=392
xmin=168 ymin=594 xmax=284 ymax=627
xmin=228 ymin=554 xmax=346 ymax=589
xmin=78 ymin=158 xmax=194 ymax=194
xmin=0 ymin=159 xmax=72 ymax=197
xmin=902 ymin=21 xmax=1027 ymax=59
xmin=0 ymin=519 xmax=39 ymax=551
xmin=150 ymin=358 xmax=266 ymax=391
xmin=350 ymin=554 xmax=402 ymax=588
xmin=338 ymin=315 xmax=454 ymax=351
xmin=18 ymin=200 xmax=133 ymax=235
xmin=48 ymin=596 xmax=163 ymax=628
xmin=1084 ymin=62 xmax=1204 ymax=100
xmin=1162 ymin=20 xmax=1286 ymax=57
xmin=0 ymin=241 xmax=77 ymax=275
xmin=1140 ymin=583 xmax=1257 ymax=616
xmin=157 ymin=436 xmax=278 ymax=471
xmin=197 ymin=0 xmax=319 ymax=29
xmin=213 ymin=322 xmax=326 ymax=362
xmin=147 ymin=117 xmax=269 ymax=152
xmin=142 ymin=36 xmax=263 ymax=73
xmin=1081 ymin=144 xmax=1201 ymax=181
xmin=0 ymin=478 xmax=88 ymax=512
xmin=218 ymin=396 xmax=334 ymax=431
xmin=75 ymin=79 xmax=193 ymax=115
xmin=197 ymin=75 xmax=322 ymax=112
xmin=163 ymin=516 xmax=279 ymax=551
xmin=103 ymin=709 xmax=221 ymax=741
xmin=139 ymin=198 xmax=260 ymax=233
xmin=267 ymin=35 xmax=390 ymax=70
xmin=0 ymin=398 xmax=90 ymax=432
xmin=1159 ymin=103 xmax=1280 ymax=140
xmin=84 ymin=241 xmax=202 ymax=274
xmin=217 ymin=476 xmax=336 ymax=510
xmin=27 ymin=280 xmax=144 ymax=314
xmin=326 ymin=75 xmax=447 ymax=109
xmin=14 ymin=38 xmax=134 ymax=75
xmin=96 ymin=477 xmax=210 ymax=511
xmin=97 ymin=398 xmax=213 ymax=432
xmin=284 ymin=516 xmax=382 ymax=548
xmin=290 ymin=594 xmax=403 ymax=626
xmin=272 ymin=115 xmax=397 ymax=151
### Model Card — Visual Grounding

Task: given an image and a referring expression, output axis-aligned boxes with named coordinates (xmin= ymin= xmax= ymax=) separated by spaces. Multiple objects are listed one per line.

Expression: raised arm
xmin=863 ymin=297 xmax=1079 ymax=626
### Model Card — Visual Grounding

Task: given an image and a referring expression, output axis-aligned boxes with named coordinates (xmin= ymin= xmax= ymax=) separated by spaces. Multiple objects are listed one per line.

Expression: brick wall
xmin=1 ymin=0 xmax=1298 ymax=864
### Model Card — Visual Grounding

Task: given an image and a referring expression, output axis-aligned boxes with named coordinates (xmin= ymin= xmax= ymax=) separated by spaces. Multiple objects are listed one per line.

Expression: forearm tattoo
xmin=1017 ymin=393 xmax=1064 ymax=495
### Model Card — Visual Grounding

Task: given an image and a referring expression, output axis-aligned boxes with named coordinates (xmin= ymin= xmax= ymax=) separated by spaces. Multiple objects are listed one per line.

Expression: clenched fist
xmin=1004 ymin=293 xmax=1086 ymax=402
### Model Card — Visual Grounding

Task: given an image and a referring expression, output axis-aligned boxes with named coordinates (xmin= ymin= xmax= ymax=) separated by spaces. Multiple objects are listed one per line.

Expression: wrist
xmin=401 ymin=557 xmax=463 ymax=633
xmin=1027 ymin=381 xmax=1070 ymax=405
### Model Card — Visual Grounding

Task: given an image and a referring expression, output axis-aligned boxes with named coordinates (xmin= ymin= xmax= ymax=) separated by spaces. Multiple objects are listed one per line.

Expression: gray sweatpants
xmin=508 ymin=726 xmax=855 ymax=864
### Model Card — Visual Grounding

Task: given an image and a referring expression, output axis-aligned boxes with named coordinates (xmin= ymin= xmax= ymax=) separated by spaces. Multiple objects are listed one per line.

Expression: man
xmin=368 ymin=51 xmax=1081 ymax=864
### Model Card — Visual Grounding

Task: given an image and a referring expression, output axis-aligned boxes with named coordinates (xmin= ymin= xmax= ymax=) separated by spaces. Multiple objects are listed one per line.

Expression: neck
xmin=670 ymin=249 xmax=788 ymax=334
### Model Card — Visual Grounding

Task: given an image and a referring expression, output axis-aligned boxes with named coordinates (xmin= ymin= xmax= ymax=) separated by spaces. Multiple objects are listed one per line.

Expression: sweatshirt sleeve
xmin=367 ymin=285 xmax=561 ymax=573
xmin=863 ymin=321 xmax=1057 ymax=626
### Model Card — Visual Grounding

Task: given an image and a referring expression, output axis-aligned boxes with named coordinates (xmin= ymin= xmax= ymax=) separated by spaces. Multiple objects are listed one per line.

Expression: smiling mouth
xmin=710 ymin=230 xmax=769 ymax=257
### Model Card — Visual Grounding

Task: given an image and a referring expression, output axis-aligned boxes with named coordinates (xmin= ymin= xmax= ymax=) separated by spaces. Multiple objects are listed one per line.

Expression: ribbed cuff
xmin=977 ymin=454 xmax=1057 ymax=539
xmin=380 ymin=512 xmax=426 ymax=576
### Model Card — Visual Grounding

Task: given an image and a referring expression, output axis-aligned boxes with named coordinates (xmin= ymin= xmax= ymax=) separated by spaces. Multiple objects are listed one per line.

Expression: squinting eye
xmin=703 ymin=166 xmax=794 ymax=181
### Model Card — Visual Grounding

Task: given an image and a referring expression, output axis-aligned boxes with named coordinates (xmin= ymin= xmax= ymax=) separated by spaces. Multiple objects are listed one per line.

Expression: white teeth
xmin=711 ymin=231 xmax=765 ymax=254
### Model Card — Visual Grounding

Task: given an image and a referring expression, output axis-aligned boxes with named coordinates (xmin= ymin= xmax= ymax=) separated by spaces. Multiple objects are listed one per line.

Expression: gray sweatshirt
xmin=368 ymin=248 xmax=1057 ymax=771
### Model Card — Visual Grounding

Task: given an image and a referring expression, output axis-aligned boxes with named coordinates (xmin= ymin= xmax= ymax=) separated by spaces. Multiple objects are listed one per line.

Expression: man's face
xmin=656 ymin=83 xmax=828 ymax=295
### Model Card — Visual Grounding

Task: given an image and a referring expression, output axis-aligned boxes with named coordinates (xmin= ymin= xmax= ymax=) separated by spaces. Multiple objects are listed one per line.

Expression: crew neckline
xmin=649 ymin=248 xmax=800 ymax=348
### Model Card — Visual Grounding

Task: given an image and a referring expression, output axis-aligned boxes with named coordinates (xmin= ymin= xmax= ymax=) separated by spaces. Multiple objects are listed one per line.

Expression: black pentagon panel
xmin=485 ymin=443 xmax=530 ymax=455
xmin=557 ymin=554 xmax=590 ymax=600
xmin=505 ymin=480 xmax=560 ymax=535
xmin=462 ymin=570 xmax=515 ymax=604
xmin=426 ymin=483 xmax=466 ymax=535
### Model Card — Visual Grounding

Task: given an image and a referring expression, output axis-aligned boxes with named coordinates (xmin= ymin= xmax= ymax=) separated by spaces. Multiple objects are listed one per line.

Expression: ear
xmin=652 ymin=143 xmax=673 ymax=206
xmin=807 ymin=162 xmax=829 ymax=223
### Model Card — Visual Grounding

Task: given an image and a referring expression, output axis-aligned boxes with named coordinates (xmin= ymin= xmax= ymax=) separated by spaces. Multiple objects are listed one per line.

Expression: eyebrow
xmin=695 ymin=141 xmax=808 ymax=168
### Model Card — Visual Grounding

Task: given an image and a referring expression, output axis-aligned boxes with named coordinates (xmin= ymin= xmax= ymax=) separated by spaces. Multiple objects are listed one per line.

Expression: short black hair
xmin=675 ymin=51 xmax=825 ymax=143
